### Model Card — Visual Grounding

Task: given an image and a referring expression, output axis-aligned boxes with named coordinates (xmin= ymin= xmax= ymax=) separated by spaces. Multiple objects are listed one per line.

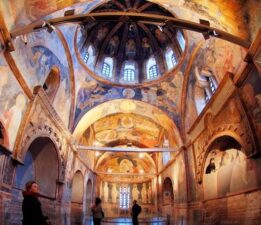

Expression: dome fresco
xmin=76 ymin=0 xmax=186 ymax=86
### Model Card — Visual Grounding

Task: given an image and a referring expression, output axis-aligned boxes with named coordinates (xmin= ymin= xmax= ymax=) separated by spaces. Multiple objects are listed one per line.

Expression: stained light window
xmin=146 ymin=57 xmax=158 ymax=79
xmin=102 ymin=57 xmax=113 ymax=78
xmin=119 ymin=186 xmax=130 ymax=209
xmin=177 ymin=30 xmax=185 ymax=52
xmin=123 ymin=63 xmax=136 ymax=81
xmin=165 ymin=48 xmax=178 ymax=70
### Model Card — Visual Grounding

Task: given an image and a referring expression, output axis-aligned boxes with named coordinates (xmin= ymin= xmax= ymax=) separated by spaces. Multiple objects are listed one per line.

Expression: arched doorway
xmin=162 ymin=177 xmax=174 ymax=205
xmin=14 ymin=137 xmax=59 ymax=223
xmin=85 ymin=179 xmax=92 ymax=225
xmin=71 ymin=171 xmax=84 ymax=225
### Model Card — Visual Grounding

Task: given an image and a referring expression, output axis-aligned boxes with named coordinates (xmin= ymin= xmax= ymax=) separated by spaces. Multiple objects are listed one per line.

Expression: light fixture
xmin=139 ymin=169 xmax=144 ymax=174
xmin=139 ymin=153 xmax=144 ymax=158
xmin=107 ymin=169 xmax=112 ymax=173
xmin=95 ymin=151 xmax=101 ymax=156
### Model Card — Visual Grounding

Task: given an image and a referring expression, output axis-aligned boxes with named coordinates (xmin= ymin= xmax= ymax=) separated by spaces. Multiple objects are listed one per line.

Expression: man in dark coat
xmin=22 ymin=181 xmax=48 ymax=225
xmin=131 ymin=200 xmax=142 ymax=225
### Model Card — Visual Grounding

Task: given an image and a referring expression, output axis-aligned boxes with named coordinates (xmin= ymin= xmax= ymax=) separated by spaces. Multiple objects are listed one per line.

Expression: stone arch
xmin=14 ymin=123 xmax=66 ymax=183
xmin=162 ymin=177 xmax=174 ymax=205
xmin=14 ymin=137 xmax=59 ymax=198
xmin=71 ymin=170 xmax=84 ymax=225
xmin=196 ymin=121 xmax=256 ymax=184
xmin=202 ymin=135 xmax=258 ymax=200
xmin=73 ymin=99 xmax=183 ymax=148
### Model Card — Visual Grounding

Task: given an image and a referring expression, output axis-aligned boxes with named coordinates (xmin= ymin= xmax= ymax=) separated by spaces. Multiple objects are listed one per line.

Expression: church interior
xmin=0 ymin=0 xmax=261 ymax=224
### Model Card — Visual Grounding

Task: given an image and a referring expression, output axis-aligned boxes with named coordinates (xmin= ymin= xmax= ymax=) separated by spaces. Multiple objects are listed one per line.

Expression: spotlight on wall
xmin=45 ymin=22 xmax=56 ymax=33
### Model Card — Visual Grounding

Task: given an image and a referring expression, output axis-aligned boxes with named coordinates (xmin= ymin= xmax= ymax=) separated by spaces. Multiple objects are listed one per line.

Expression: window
xmin=163 ymin=152 xmax=171 ymax=165
xmin=146 ymin=57 xmax=158 ymax=80
xmin=165 ymin=48 xmax=177 ymax=70
xmin=83 ymin=45 xmax=95 ymax=67
xmin=101 ymin=57 xmax=113 ymax=78
xmin=149 ymin=65 xmax=158 ymax=79
xmin=123 ymin=62 xmax=136 ymax=82
xmin=119 ymin=186 xmax=130 ymax=209
xmin=177 ymin=30 xmax=185 ymax=52
xmin=83 ymin=51 xmax=89 ymax=63
xmin=172 ymin=53 xmax=178 ymax=66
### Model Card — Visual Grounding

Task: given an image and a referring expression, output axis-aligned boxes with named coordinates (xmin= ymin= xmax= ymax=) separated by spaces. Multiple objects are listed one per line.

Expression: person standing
xmin=22 ymin=181 xmax=49 ymax=225
xmin=91 ymin=197 xmax=104 ymax=225
xmin=131 ymin=200 xmax=142 ymax=225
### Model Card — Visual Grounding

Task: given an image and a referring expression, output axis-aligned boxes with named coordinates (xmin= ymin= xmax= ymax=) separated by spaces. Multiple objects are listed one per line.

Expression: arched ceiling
xmin=1 ymin=0 xmax=259 ymax=184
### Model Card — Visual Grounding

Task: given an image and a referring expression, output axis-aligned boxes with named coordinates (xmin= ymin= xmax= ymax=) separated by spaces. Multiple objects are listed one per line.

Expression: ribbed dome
xmin=76 ymin=0 xmax=186 ymax=86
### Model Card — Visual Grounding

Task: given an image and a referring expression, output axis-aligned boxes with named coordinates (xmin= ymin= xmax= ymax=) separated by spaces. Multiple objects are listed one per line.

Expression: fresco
xmin=0 ymin=56 xmax=28 ymax=150
xmin=100 ymin=181 xmax=153 ymax=204
xmin=96 ymin=153 xmax=154 ymax=175
xmin=12 ymin=31 xmax=72 ymax=127
xmin=83 ymin=113 xmax=162 ymax=147
xmin=203 ymin=149 xmax=257 ymax=200
xmin=240 ymin=68 xmax=261 ymax=148
xmin=74 ymin=71 xmax=183 ymax=129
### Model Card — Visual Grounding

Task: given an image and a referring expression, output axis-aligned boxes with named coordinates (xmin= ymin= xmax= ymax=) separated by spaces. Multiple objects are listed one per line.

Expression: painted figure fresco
xmin=132 ymin=184 xmax=140 ymax=201
xmin=203 ymin=149 xmax=257 ymax=200
xmin=241 ymin=70 xmax=261 ymax=147
xmin=0 ymin=58 xmax=28 ymax=150
xmin=111 ymin=184 xmax=118 ymax=204
xmin=104 ymin=182 xmax=109 ymax=203
xmin=141 ymin=183 xmax=147 ymax=203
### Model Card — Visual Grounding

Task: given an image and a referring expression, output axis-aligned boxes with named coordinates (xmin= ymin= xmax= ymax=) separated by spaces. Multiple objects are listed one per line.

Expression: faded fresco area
xmin=0 ymin=55 xmax=28 ymax=150
xmin=203 ymin=149 xmax=257 ymax=200
xmin=185 ymin=38 xmax=247 ymax=131
xmin=12 ymin=31 xmax=71 ymax=127
xmin=240 ymin=68 xmax=261 ymax=149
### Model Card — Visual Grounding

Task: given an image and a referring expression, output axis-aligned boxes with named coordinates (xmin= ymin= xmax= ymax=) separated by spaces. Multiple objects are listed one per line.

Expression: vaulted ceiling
xmin=1 ymin=0 xmax=260 ymax=183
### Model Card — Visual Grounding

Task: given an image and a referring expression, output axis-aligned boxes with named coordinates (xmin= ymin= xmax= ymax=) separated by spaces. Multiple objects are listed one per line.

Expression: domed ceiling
xmin=76 ymin=0 xmax=186 ymax=86
xmin=1 ymin=0 xmax=258 ymax=183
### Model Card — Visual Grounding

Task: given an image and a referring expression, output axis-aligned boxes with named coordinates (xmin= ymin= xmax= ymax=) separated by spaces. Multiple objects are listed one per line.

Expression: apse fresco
xmin=100 ymin=181 xmax=153 ymax=204
xmin=203 ymin=149 xmax=257 ymax=200
xmin=0 ymin=56 xmax=28 ymax=150
xmin=86 ymin=114 xmax=161 ymax=147
xmin=96 ymin=153 xmax=155 ymax=176
xmin=240 ymin=68 xmax=261 ymax=148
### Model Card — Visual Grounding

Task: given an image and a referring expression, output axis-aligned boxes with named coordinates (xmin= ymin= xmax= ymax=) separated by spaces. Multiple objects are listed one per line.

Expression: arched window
xmin=84 ymin=45 xmax=95 ymax=68
xmin=165 ymin=48 xmax=178 ymax=70
xmin=83 ymin=50 xmax=89 ymax=63
xmin=194 ymin=66 xmax=218 ymax=113
xmin=146 ymin=57 xmax=158 ymax=80
xmin=177 ymin=30 xmax=185 ymax=52
xmin=119 ymin=186 xmax=130 ymax=209
xmin=123 ymin=62 xmax=136 ymax=82
xmin=101 ymin=57 xmax=113 ymax=78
